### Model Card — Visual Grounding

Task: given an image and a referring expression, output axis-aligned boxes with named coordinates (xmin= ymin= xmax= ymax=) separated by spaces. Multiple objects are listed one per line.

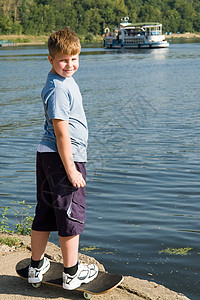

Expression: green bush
xmin=85 ymin=32 xmax=94 ymax=42
xmin=0 ymin=201 xmax=33 ymax=236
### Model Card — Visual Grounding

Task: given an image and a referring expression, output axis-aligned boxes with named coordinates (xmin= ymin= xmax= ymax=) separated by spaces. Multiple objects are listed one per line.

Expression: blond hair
xmin=48 ymin=26 xmax=81 ymax=57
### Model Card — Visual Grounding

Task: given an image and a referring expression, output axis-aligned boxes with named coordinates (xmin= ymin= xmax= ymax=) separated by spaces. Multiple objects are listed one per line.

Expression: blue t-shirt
xmin=40 ymin=72 xmax=88 ymax=162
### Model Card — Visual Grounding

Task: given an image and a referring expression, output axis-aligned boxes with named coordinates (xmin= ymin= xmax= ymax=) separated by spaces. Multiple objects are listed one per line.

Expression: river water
xmin=0 ymin=41 xmax=200 ymax=299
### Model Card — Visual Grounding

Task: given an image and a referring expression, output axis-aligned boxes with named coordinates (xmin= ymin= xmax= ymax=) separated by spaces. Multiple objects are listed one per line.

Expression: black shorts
xmin=32 ymin=152 xmax=86 ymax=237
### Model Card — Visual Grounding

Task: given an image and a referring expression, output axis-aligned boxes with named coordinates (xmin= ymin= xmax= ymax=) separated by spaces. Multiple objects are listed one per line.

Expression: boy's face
xmin=48 ymin=53 xmax=79 ymax=78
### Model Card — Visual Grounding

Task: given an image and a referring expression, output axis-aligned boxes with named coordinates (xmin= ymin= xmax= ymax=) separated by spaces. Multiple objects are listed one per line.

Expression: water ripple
xmin=0 ymin=43 xmax=200 ymax=299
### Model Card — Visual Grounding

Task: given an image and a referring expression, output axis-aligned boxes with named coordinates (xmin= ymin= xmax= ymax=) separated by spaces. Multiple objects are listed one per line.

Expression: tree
xmin=0 ymin=14 xmax=13 ymax=33
xmin=174 ymin=0 xmax=195 ymax=32
xmin=139 ymin=4 xmax=162 ymax=23
xmin=1 ymin=0 xmax=200 ymax=36
xmin=193 ymin=12 xmax=200 ymax=32
xmin=164 ymin=9 xmax=181 ymax=33
xmin=87 ymin=8 xmax=102 ymax=35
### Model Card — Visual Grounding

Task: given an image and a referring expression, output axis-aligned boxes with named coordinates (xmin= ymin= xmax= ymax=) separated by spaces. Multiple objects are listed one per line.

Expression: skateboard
xmin=16 ymin=258 xmax=123 ymax=299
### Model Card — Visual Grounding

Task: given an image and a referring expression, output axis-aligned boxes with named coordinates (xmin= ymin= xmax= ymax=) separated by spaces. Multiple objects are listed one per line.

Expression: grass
xmin=0 ymin=34 xmax=104 ymax=45
xmin=0 ymin=236 xmax=21 ymax=247
xmin=0 ymin=34 xmax=48 ymax=45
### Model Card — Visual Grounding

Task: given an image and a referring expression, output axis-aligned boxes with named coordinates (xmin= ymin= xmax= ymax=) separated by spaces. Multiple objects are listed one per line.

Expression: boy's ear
xmin=48 ymin=55 xmax=53 ymax=66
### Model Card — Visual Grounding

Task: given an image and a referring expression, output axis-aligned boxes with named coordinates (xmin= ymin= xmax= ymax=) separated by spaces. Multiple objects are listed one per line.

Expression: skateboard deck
xmin=16 ymin=258 xmax=123 ymax=299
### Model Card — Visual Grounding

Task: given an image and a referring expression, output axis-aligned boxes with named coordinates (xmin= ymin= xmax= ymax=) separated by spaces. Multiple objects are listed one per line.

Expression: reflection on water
xmin=0 ymin=43 xmax=200 ymax=299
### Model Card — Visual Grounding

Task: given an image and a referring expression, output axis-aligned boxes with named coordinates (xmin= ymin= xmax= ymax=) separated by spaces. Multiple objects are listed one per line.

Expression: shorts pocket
xmin=66 ymin=199 xmax=86 ymax=224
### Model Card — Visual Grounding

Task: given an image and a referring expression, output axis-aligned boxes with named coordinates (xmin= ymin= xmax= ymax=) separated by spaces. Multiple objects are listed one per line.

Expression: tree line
xmin=0 ymin=0 xmax=200 ymax=36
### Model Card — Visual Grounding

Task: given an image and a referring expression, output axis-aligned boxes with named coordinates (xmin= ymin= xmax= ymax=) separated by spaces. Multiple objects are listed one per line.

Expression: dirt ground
xmin=0 ymin=232 xmax=190 ymax=300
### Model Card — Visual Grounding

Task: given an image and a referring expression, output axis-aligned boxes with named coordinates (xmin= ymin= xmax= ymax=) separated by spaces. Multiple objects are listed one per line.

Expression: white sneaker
xmin=28 ymin=257 xmax=50 ymax=284
xmin=63 ymin=263 xmax=98 ymax=290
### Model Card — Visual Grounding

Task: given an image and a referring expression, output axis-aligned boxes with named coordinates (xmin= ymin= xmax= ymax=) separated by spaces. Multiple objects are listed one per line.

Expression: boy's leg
xmin=59 ymin=234 xmax=79 ymax=268
xmin=31 ymin=230 xmax=50 ymax=260
xmin=61 ymin=234 xmax=98 ymax=290
xmin=28 ymin=230 xmax=50 ymax=284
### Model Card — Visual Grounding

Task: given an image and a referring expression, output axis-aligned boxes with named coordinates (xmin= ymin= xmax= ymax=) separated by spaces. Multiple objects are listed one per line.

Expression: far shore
xmin=166 ymin=32 xmax=200 ymax=39
xmin=0 ymin=32 xmax=200 ymax=47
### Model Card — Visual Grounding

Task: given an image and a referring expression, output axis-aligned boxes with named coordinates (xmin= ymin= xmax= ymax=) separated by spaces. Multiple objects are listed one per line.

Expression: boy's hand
xmin=68 ymin=168 xmax=86 ymax=188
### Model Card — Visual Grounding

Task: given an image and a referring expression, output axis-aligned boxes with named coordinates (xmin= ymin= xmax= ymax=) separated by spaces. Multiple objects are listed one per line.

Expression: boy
xmin=28 ymin=27 xmax=98 ymax=290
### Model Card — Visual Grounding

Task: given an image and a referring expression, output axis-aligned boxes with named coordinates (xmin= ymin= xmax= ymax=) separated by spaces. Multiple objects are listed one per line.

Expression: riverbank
xmin=165 ymin=32 xmax=200 ymax=39
xmin=0 ymin=34 xmax=47 ymax=46
xmin=0 ymin=32 xmax=200 ymax=46
xmin=0 ymin=232 xmax=190 ymax=300
xmin=0 ymin=34 xmax=102 ymax=46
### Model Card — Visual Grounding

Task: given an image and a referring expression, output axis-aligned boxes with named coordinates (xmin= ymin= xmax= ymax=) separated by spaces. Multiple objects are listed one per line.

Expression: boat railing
xmin=104 ymin=27 xmax=112 ymax=37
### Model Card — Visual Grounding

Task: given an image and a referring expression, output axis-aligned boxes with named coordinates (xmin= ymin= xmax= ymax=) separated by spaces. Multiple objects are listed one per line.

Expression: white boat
xmin=104 ymin=17 xmax=169 ymax=49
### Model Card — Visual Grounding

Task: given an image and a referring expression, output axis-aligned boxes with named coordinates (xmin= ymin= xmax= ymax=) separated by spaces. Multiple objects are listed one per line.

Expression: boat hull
xmin=104 ymin=40 xmax=169 ymax=49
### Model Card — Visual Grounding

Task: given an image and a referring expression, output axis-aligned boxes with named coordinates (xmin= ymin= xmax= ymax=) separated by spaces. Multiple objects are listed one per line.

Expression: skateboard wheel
xmin=83 ymin=292 xmax=93 ymax=299
xmin=32 ymin=282 xmax=41 ymax=288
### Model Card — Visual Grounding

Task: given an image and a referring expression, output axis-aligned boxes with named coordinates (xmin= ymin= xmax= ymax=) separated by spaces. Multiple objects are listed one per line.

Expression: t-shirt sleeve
xmin=46 ymin=88 xmax=70 ymax=121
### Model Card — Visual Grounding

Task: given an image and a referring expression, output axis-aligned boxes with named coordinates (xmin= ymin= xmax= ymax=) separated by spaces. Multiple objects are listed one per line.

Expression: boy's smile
xmin=48 ymin=53 xmax=79 ymax=78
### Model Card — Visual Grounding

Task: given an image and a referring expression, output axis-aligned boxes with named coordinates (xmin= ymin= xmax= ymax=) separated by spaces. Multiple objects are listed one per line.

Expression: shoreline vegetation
xmin=0 ymin=33 xmax=103 ymax=46
xmin=1 ymin=32 xmax=200 ymax=47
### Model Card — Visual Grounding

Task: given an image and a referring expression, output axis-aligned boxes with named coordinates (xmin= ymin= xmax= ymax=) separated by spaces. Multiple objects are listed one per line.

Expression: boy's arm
xmin=52 ymin=119 xmax=86 ymax=188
